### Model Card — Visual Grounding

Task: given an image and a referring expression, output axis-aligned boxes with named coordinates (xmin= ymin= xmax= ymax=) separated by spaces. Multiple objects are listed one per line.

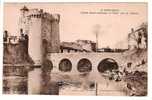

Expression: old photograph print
xmin=3 ymin=2 xmax=147 ymax=96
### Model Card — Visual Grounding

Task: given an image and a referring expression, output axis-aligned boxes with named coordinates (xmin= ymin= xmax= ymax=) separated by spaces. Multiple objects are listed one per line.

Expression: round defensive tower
xmin=18 ymin=6 xmax=61 ymax=94
xmin=27 ymin=9 xmax=44 ymax=66
xmin=26 ymin=9 xmax=60 ymax=66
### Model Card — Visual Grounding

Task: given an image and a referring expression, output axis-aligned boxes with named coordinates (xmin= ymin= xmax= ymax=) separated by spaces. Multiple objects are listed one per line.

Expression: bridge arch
xmin=59 ymin=58 xmax=72 ymax=72
xmin=42 ymin=59 xmax=53 ymax=72
xmin=77 ymin=58 xmax=92 ymax=73
xmin=97 ymin=58 xmax=118 ymax=73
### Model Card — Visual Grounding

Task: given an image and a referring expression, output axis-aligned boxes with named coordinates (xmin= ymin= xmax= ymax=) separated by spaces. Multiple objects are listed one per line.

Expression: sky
xmin=4 ymin=3 xmax=147 ymax=49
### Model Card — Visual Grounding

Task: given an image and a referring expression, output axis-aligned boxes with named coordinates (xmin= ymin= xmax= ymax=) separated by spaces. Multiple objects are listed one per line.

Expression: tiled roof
xmin=60 ymin=42 xmax=83 ymax=51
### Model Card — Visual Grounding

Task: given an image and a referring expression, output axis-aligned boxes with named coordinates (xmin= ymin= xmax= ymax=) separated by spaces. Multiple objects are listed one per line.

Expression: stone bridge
xmin=28 ymin=52 xmax=129 ymax=95
xmin=44 ymin=52 xmax=128 ymax=95
xmin=47 ymin=52 xmax=127 ymax=74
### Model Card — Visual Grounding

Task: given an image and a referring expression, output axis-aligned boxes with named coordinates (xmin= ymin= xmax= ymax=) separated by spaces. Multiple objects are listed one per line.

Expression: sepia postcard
xmin=3 ymin=2 xmax=148 ymax=96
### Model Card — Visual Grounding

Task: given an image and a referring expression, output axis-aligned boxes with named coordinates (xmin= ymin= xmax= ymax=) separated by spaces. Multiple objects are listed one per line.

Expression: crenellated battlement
xmin=4 ymin=36 xmax=20 ymax=44
xmin=42 ymin=13 xmax=60 ymax=22
xmin=25 ymin=8 xmax=60 ymax=22
xmin=27 ymin=9 xmax=43 ymax=18
xmin=19 ymin=6 xmax=61 ymax=65
xmin=4 ymin=35 xmax=28 ymax=45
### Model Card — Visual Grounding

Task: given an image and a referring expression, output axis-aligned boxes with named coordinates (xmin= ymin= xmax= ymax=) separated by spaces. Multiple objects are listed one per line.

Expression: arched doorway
xmin=97 ymin=58 xmax=118 ymax=73
xmin=59 ymin=59 xmax=72 ymax=72
xmin=77 ymin=58 xmax=92 ymax=72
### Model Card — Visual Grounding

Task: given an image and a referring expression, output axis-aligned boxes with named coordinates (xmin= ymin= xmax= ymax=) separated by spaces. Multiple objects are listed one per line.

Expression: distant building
xmin=76 ymin=39 xmax=96 ymax=52
xmin=128 ymin=22 xmax=147 ymax=50
xmin=60 ymin=40 xmax=96 ymax=53
xmin=60 ymin=42 xmax=84 ymax=53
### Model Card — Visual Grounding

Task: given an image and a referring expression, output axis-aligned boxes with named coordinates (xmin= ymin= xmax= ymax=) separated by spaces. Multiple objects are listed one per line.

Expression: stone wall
xmin=41 ymin=14 xmax=60 ymax=53
xmin=3 ymin=40 xmax=33 ymax=94
xmin=3 ymin=40 xmax=32 ymax=64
